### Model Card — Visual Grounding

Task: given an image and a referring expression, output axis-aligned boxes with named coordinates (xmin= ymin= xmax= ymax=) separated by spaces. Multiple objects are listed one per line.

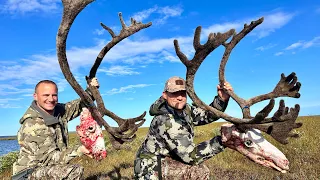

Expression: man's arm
xmin=190 ymin=95 xmax=228 ymax=126
xmin=158 ymin=115 xmax=225 ymax=165
xmin=62 ymin=78 xmax=100 ymax=122
xmin=191 ymin=82 xmax=233 ymax=126
xmin=15 ymin=118 xmax=84 ymax=168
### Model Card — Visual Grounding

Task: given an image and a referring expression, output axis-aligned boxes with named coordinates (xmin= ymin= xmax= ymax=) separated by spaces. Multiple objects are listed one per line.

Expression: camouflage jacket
xmin=135 ymin=96 xmax=228 ymax=169
xmin=12 ymin=99 xmax=86 ymax=175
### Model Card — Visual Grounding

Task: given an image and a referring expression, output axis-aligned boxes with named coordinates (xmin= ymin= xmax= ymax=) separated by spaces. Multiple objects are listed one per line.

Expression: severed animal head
xmin=174 ymin=17 xmax=303 ymax=172
xmin=221 ymin=124 xmax=289 ymax=173
xmin=76 ymin=107 xmax=107 ymax=160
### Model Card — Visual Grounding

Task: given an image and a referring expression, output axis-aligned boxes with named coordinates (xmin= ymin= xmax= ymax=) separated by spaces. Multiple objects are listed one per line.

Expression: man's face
xmin=33 ymin=83 xmax=58 ymax=114
xmin=162 ymin=90 xmax=187 ymax=110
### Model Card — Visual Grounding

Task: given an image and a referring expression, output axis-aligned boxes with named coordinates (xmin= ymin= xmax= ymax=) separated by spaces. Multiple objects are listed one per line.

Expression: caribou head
xmin=76 ymin=107 xmax=107 ymax=160
xmin=173 ymin=18 xmax=302 ymax=172
xmin=56 ymin=0 xmax=152 ymax=150
xmin=221 ymin=124 xmax=289 ymax=173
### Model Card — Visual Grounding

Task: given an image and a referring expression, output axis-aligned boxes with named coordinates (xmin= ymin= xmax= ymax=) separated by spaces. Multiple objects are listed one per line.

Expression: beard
xmin=173 ymin=102 xmax=186 ymax=110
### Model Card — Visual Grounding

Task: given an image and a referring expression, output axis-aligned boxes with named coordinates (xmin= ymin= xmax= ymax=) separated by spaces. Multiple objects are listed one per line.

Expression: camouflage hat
xmin=164 ymin=76 xmax=186 ymax=93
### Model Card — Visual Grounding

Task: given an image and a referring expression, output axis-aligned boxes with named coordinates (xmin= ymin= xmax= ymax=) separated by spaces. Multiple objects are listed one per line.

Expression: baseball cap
xmin=164 ymin=76 xmax=186 ymax=93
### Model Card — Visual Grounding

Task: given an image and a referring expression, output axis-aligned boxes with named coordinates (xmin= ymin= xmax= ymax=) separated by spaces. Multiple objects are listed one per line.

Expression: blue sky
xmin=0 ymin=0 xmax=319 ymax=136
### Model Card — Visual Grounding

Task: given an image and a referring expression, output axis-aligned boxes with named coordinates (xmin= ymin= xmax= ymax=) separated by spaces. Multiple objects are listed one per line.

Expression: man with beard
xmin=134 ymin=76 xmax=233 ymax=179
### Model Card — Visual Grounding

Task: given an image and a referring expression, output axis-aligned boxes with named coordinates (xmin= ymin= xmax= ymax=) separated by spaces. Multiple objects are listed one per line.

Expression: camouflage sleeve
xmin=50 ymin=145 xmax=83 ymax=164
xmin=61 ymin=89 xmax=94 ymax=122
xmin=61 ymin=98 xmax=84 ymax=122
xmin=191 ymin=95 xmax=228 ymax=126
xmin=158 ymin=115 xmax=225 ymax=165
xmin=17 ymin=118 xmax=83 ymax=167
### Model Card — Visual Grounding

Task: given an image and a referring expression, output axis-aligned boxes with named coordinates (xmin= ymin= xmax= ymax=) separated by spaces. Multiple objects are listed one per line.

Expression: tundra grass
xmin=0 ymin=116 xmax=319 ymax=179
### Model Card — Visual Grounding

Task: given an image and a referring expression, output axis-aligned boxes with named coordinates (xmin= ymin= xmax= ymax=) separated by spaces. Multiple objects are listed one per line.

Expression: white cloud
xmin=274 ymin=52 xmax=283 ymax=56
xmin=104 ymin=84 xmax=154 ymax=95
xmin=0 ymin=84 xmax=33 ymax=96
xmin=253 ymin=12 xmax=295 ymax=38
xmin=155 ymin=6 xmax=183 ymax=25
xmin=285 ymin=41 xmax=303 ymax=50
xmin=0 ymin=35 xmax=193 ymax=99
xmin=56 ymin=78 xmax=70 ymax=92
xmin=302 ymin=36 xmax=320 ymax=48
xmin=98 ymin=66 xmax=140 ymax=76
xmin=284 ymin=36 xmax=320 ymax=51
xmin=201 ymin=11 xmax=294 ymax=39
xmin=0 ymin=98 xmax=24 ymax=109
xmin=132 ymin=6 xmax=158 ymax=22
xmin=0 ymin=10 xmax=295 ymax=98
xmin=0 ymin=98 xmax=23 ymax=103
xmin=1 ymin=0 xmax=61 ymax=14
xmin=203 ymin=22 xmax=242 ymax=36
xmin=0 ymin=104 xmax=22 ymax=108
xmin=316 ymin=8 xmax=320 ymax=14
xmin=255 ymin=43 xmax=277 ymax=51
xmin=131 ymin=5 xmax=183 ymax=25
xmin=93 ymin=29 xmax=105 ymax=36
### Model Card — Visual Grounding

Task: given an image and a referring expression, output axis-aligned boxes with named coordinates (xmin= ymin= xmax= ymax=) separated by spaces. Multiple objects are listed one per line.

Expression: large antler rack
xmin=56 ymin=0 xmax=151 ymax=149
xmin=174 ymin=17 xmax=302 ymax=144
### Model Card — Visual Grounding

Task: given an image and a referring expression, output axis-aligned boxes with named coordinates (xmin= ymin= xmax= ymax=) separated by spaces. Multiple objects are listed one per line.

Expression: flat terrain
xmin=1 ymin=116 xmax=319 ymax=179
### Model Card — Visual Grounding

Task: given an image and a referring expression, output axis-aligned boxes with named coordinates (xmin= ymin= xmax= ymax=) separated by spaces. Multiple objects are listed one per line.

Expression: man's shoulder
xmin=20 ymin=106 xmax=41 ymax=124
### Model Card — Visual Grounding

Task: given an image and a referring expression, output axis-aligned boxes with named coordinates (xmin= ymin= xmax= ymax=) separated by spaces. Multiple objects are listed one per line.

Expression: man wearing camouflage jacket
xmin=134 ymin=76 xmax=233 ymax=180
xmin=12 ymin=78 xmax=99 ymax=180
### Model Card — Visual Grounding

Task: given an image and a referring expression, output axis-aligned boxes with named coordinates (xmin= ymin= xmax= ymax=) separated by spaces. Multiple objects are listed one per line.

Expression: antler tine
xmin=247 ymin=72 xmax=301 ymax=106
xmin=89 ymin=13 xmax=152 ymax=78
xmin=218 ymin=17 xmax=264 ymax=118
xmin=85 ymin=12 xmax=152 ymax=146
xmin=84 ymin=82 xmax=145 ymax=141
xmin=174 ymin=40 xmax=189 ymax=67
xmin=100 ymin=22 xmax=116 ymax=38
xmin=174 ymin=26 xmax=256 ymax=124
xmin=57 ymin=1 xmax=151 ymax=149
xmin=237 ymin=102 xmax=302 ymax=144
xmin=193 ymin=26 xmax=204 ymax=51
xmin=175 ymin=19 xmax=259 ymax=124
xmin=177 ymin=17 xmax=303 ymax=144
xmin=86 ymin=81 xmax=146 ymax=125
xmin=57 ymin=0 xmax=98 ymax=121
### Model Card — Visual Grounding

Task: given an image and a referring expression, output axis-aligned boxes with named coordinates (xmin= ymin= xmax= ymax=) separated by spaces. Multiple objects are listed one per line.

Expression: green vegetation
xmin=1 ymin=116 xmax=319 ymax=179
xmin=0 ymin=151 xmax=18 ymax=174
xmin=0 ymin=136 xmax=16 ymax=141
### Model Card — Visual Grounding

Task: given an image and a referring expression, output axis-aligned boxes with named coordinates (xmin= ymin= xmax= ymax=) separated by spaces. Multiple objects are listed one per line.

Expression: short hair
xmin=35 ymin=80 xmax=58 ymax=93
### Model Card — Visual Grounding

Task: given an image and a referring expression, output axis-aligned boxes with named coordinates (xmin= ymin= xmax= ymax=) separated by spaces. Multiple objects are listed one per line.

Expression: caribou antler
xmin=174 ymin=17 xmax=302 ymax=144
xmin=57 ymin=0 xmax=151 ymax=149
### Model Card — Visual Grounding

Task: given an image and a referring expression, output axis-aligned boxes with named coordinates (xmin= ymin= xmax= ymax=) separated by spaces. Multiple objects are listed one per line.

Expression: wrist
xmin=218 ymin=95 xmax=228 ymax=102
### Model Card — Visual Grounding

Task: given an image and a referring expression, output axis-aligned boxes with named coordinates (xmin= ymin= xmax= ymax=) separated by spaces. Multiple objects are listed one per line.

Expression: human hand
xmin=89 ymin=77 xmax=100 ymax=88
xmin=217 ymin=81 xmax=233 ymax=102
xmin=220 ymin=124 xmax=238 ymax=150
xmin=79 ymin=145 xmax=93 ymax=158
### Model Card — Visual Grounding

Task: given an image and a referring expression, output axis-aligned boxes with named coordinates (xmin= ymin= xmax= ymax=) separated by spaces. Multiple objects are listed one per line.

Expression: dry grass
xmin=1 ymin=116 xmax=319 ymax=179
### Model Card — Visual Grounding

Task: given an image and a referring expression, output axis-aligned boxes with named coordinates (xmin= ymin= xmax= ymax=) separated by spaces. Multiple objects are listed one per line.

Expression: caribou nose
xmin=95 ymin=150 xmax=107 ymax=161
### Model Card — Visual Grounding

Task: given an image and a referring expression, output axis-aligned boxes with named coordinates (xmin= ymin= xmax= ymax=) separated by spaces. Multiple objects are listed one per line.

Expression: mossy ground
xmin=1 ymin=116 xmax=319 ymax=179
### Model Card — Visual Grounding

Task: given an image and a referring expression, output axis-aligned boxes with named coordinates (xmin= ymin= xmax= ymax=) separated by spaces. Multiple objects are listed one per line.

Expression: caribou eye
xmin=244 ymin=140 xmax=253 ymax=147
xmin=88 ymin=126 xmax=95 ymax=132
